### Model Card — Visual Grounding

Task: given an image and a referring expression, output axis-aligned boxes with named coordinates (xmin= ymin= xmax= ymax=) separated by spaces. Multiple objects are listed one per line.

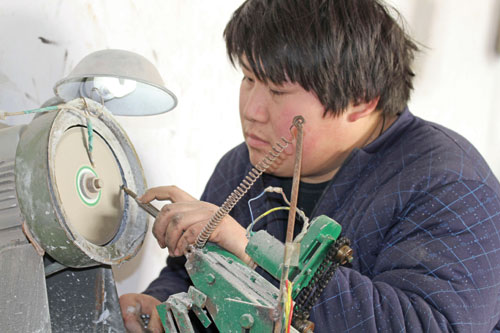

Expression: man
xmin=120 ymin=0 xmax=500 ymax=331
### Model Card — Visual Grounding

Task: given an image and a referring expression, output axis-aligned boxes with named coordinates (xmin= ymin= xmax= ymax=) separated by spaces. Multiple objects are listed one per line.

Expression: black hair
xmin=224 ymin=0 xmax=418 ymax=117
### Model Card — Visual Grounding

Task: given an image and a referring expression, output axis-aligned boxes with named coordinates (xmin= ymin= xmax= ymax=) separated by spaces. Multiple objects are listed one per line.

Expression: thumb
xmin=147 ymin=306 xmax=165 ymax=333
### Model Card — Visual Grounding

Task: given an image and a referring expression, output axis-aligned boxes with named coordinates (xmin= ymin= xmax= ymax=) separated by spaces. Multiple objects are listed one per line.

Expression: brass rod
xmin=274 ymin=115 xmax=305 ymax=333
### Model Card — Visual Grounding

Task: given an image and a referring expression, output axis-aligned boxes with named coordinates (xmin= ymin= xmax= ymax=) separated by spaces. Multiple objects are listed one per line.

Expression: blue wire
xmin=23 ymin=106 xmax=59 ymax=114
xmin=87 ymin=118 xmax=93 ymax=153
xmin=247 ymin=189 xmax=268 ymax=237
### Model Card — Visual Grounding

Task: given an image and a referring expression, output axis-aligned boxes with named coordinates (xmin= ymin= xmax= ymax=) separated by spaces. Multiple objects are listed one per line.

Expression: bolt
xmin=239 ymin=314 xmax=254 ymax=329
xmin=93 ymin=178 xmax=103 ymax=189
xmin=335 ymin=245 xmax=354 ymax=265
xmin=206 ymin=274 xmax=216 ymax=285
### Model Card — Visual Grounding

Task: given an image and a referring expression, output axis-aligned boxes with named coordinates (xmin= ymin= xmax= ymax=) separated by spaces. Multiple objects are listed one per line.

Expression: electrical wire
xmin=0 ymin=99 xmax=105 ymax=168
xmin=285 ymin=280 xmax=294 ymax=333
xmin=246 ymin=189 xmax=268 ymax=237
xmin=246 ymin=185 xmax=310 ymax=241
xmin=0 ymin=105 xmax=59 ymax=119
xmin=246 ymin=206 xmax=290 ymax=236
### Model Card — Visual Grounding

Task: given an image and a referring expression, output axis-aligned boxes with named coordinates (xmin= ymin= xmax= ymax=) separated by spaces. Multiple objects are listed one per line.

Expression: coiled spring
xmin=195 ymin=136 xmax=292 ymax=248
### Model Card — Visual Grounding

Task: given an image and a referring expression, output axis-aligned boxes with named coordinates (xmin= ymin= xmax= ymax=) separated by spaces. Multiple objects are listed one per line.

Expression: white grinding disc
xmin=54 ymin=126 xmax=124 ymax=245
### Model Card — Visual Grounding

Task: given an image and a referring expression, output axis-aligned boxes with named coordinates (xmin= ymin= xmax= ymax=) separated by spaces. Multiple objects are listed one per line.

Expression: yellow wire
xmin=285 ymin=280 xmax=294 ymax=332
xmin=254 ymin=206 xmax=290 ymax=224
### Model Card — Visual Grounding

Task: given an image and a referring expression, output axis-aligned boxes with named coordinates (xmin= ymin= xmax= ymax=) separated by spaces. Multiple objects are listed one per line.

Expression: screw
xmin=239 ymin=314 xmax=254 ymax=329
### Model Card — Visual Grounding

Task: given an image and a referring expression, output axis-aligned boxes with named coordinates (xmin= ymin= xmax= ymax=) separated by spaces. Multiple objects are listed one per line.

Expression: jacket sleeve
xmin=310 ymin=180 xmax=500 ymax=332
xmin=142 ymin=256 xmax=189 ymax=301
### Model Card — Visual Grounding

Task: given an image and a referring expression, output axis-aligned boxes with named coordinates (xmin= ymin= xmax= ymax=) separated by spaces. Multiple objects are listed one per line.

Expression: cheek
xmin=271 ymin=112 xmax=297 ymax=155
xmin=272 ymin=109 xmax=298 ymax=140
xmin=239 ymin=86 xmax=246 ymax=118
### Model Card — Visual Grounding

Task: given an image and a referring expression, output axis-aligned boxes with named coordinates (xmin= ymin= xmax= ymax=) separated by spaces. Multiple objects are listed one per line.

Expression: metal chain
xmin=293 ymin=237 xmax=352 ymax=324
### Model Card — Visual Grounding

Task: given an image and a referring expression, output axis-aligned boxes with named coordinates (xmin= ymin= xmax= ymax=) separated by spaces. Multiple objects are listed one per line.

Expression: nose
xmin=240 ymin=81 xmax=270 ymax=123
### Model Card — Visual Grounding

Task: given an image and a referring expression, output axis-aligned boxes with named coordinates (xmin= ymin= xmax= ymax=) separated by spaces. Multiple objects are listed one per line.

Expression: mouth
xmin=245 ymin=132 xmax=269 ymax=149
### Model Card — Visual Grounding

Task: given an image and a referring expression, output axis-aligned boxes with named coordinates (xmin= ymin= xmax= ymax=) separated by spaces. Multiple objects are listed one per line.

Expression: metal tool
xmin=122 ymin=185 xmax=160 ymax=218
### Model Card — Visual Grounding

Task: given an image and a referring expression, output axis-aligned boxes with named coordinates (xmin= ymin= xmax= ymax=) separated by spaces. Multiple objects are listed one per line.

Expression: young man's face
xmin=239 ymin=64 xmax=374 ymax=184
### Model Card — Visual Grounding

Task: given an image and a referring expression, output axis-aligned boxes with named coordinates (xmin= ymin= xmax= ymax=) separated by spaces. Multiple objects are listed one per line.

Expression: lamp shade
xmin=54 ymin=49 xmax=177 ymax=116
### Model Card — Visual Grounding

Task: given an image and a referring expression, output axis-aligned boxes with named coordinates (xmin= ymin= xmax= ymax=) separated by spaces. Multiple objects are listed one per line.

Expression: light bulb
xmin=92 ymin=77 xmax=137 ymax=100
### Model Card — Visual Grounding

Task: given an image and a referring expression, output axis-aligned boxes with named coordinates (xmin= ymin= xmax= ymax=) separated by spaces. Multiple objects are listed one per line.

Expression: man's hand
xmin=139 ymin=186 xmax=251 ymax=264
xmin=119 ymin=293 xmax=163 ymax=332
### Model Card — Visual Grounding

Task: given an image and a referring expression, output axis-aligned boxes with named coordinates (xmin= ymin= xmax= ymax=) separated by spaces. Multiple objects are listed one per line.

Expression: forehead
xmin=239 ymin=55 xmax=293 ymax=86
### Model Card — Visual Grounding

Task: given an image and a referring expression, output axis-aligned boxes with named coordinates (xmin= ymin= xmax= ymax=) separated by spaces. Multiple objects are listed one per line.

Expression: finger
xmin=139 ymin=186 xmax=195 ymax=204
xmin=152 ymin=204 xmax=173 ymax=248
xmin=175 ymin=224 xmax=205 ymax=256
xmin=123 ymin=315 xmax=145 ymax=333
xmin=138 ymin=295 xmax=161 ymax=314
xmin=151 ymin=202 xmax=195 ymax=248
xmin=148 ymin=307 xmax=164 ymax=333
xmin=121 ymin=302 xmax=144 ymax=333
xmin=164 ymin=206 xmax=214 ymax=255
xmin=153 ymin=202 xmax=214 ymax=250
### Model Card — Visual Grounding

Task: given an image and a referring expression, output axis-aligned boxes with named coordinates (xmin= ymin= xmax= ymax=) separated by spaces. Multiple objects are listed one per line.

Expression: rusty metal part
xmin=294 ymin=319 xmax=315 ymax=333
xmin=274 ymin=115 xmax=305 ymax=333
xmin=122 ymin=186 xmax=160 ymax=218
xmin=335 ymin=244 xmax=354 ymax=265
xmin=21 ymin=220 xmax=45 ymax=256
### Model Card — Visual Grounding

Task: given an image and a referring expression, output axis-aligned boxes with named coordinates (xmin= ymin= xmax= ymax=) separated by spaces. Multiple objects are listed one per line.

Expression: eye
xmin=242 ymin=75 xmax=254 ymax=84
xmin=270 ymin=89 xmax=285 ymax=96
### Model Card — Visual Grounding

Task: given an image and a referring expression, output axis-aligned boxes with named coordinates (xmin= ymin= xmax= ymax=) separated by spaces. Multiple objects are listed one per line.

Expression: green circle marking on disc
xmin=75 ymin=166 xmax=101 ymax=206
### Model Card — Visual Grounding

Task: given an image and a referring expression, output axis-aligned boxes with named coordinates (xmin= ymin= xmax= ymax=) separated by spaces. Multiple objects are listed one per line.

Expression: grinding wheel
xmin=54 ymin=126 xmax=124 ymax=245
xmin=15 ymin=98 xmax=147 ymax=267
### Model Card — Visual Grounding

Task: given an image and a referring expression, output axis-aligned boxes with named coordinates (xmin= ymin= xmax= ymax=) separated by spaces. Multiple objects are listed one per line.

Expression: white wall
xmin=390 ymin=0 xmax=500 ymax=171
xmin=1 ymin=0 xmax=499 ymax=296
xmin=0 ymin=0 xmax=245 ymax=295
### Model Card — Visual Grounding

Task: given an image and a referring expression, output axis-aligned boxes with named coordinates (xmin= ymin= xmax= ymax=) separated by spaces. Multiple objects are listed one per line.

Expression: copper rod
xmin=274 ymin=115 xmax=305 ymax=332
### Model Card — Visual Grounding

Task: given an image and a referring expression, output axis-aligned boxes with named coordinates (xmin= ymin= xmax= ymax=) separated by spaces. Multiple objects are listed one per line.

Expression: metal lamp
xmin=54 ymin=49 xmax=177 ymax=116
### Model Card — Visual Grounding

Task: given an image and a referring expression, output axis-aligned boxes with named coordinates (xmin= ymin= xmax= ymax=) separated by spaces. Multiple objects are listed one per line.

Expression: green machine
xmin=157 ymin=215 xmax=352 ymax=332
xmin=156 ymin=116 xmax=353 ymax=333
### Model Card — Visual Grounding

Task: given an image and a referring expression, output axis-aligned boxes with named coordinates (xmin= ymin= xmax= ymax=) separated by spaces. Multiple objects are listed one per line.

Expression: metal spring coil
xmin=195 ymin=137 xmax=291 ymax=248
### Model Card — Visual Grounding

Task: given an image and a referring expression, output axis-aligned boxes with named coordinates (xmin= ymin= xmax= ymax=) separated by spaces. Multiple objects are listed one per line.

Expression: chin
xmin=265 ymin=168 xmax=293 ymax=178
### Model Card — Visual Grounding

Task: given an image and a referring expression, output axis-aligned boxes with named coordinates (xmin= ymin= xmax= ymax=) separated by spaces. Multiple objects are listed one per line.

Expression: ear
xmin=346 ymin=97 xmax=380 ymax=122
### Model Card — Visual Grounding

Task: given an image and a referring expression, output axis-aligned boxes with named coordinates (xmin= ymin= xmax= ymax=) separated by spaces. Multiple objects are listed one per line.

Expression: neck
xmin=358 ymin=112 xmax=397 ymax=148
xmin=301 ymin=112 xmax=397 ymax=184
